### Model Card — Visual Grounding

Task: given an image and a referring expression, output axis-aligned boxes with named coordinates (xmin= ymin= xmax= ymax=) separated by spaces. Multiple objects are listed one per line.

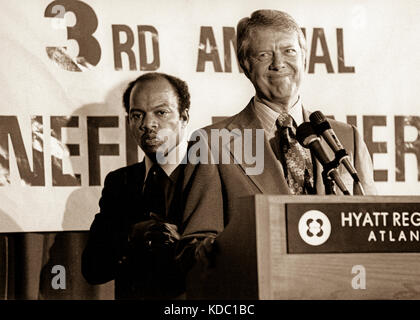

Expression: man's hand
xmin=144 ymin=221 xmax=180 ymax=247
xmin=194 ymin=235 xmax=217 ymax=269
xmin=129 ymin=213 xmax=180 ymax=249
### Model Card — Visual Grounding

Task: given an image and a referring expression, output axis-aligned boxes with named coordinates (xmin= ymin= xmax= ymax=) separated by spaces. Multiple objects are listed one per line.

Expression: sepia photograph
xmin=0 ymin=0 xmax=419 ymax=315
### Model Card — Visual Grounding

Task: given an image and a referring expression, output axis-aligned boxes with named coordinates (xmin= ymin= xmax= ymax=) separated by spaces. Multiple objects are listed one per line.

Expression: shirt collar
xmin=253 ymin=96 xmax=304 ymax=135
xmin=144 ymin=137 xmax=188 ymax=182
xmin=289 ymin=97 xmax=304 ymax=126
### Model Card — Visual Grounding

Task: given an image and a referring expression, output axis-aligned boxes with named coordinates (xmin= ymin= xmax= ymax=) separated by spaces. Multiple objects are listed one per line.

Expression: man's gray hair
xmin=236 ymin=10 xmax=307 ymax=73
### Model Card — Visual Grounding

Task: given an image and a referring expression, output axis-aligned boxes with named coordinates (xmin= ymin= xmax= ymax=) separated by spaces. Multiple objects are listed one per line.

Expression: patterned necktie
xmin=142 ymin=163 xmax=170 ymax=217
xmin=276 ymin=113 xmax=314 ymax=194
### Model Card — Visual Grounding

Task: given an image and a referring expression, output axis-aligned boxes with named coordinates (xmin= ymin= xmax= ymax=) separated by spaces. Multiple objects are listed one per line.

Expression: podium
xmin=186 ymin=195 xmax=420 ymax=299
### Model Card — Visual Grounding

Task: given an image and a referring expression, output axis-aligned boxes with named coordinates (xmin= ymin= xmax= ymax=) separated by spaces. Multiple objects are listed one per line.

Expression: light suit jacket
xmin=179 ymin=100 xmax=376 ymax=241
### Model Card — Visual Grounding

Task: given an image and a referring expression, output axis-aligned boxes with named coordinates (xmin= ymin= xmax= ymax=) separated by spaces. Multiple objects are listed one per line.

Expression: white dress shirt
xmin=252 ymin=95 xmax=304 ymax=140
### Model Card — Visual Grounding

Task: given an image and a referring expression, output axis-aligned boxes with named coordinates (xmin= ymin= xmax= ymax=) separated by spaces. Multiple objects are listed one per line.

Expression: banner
xmin=0 ymin=0 xmax=419 ymax=232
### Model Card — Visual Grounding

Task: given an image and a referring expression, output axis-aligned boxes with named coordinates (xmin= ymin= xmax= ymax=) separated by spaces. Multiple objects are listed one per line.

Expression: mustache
xmin=141 ymin=128 xmax=159 ymax=138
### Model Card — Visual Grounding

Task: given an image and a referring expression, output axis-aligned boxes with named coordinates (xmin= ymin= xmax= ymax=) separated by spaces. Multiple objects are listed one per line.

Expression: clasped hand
xmin=129 ymin=212 xmax=180 ymax=249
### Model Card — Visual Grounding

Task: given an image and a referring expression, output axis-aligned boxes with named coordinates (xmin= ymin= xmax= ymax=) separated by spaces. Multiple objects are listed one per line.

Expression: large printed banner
xmin=0 ymin=0 xmax=419 ymax=232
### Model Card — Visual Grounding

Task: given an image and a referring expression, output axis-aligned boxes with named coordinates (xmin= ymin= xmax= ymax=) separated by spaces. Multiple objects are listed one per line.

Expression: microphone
xmin=309 ymin=111 xmax=365 ymax=195
xmin=296 ymin=122 xmax=350 ymax=195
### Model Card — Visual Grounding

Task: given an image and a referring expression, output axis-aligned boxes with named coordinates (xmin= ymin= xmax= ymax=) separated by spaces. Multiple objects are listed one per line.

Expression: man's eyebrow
xmin=151 ymin=103 xmax=170 ymax=109
xmin=129 ymin=103 xmax=170 ymax=113
xmin=278 ymin=42 xmax=298 ymax=48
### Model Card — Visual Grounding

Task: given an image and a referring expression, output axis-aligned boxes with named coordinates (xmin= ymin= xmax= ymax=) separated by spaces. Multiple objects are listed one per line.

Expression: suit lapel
xmin=131 ymin=161 xmax=146 ymax=196
xmin=126 ymin=161 xmax=146 ymax=221
xmin=225 ymin=101 xmax=291 ymax=194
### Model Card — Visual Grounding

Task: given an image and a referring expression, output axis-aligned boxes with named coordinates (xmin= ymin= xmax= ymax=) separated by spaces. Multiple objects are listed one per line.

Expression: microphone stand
xmin=321 ymin=159 xmax=351 ymax=195
xmin=332 ymin=148 xmax=365 ymax=195
xmin=310 ymin=111 xmax=365 ymax=195
xmin=322 ymin=171 xmax=336 ymax=195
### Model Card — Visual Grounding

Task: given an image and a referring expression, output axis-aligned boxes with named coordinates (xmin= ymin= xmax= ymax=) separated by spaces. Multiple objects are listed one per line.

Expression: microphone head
xmin=296 ymin=122 xmax=319 ymax=148
xmin=309 ymin=110 xmax=331 ymax=134
xmin=309 ymin=111 xmax=326 ymax=125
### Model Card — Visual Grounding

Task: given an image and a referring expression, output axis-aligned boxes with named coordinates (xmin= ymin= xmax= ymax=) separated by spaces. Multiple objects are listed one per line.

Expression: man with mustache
xmin=177 ymin=9 xmax=376 ymax=297
xmin=82 ymin=72 xmax=190 ymax=299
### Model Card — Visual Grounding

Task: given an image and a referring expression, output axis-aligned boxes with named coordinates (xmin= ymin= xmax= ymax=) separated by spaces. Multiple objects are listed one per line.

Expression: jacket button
xmin=118 ymin=256 xmax=127 ymax=264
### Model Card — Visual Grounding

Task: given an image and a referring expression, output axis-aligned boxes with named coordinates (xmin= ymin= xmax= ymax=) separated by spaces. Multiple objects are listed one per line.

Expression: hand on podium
xmin=194 ymin=235 xmax=218 ymax=269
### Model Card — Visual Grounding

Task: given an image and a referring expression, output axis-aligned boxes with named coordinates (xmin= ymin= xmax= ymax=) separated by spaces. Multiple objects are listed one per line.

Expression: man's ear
xmin=180 ymin=109 xmax=189 ymax=127
xmin=241 ymin=59 xmax=251 ymax=79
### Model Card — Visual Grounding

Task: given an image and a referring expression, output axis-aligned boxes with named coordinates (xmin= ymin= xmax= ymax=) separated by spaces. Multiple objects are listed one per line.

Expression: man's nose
xmin=141 ymin=113 xmax=158 ymax=130
xmin=269 ymin=52 xmax=285 ymax=71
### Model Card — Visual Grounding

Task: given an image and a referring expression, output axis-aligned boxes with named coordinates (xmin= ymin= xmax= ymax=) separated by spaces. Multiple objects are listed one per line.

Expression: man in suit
xmin=82 ymin=72 xmax=190 ymax=299
xmin=177 ymin=10 xmax=376 ymax=274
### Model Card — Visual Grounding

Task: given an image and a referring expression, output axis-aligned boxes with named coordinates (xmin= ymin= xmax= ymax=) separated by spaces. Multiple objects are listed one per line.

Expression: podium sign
xmin=186 ymin=195 xmax=420 ymax=299
xmin=254 ymin=195 xmax=420 ymax=299
xmin=286 ymin=203 xmax=420 ymax=253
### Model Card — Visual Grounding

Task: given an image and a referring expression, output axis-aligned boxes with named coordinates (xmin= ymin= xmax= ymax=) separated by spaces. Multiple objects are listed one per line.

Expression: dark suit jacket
xmin=179 ymin=100 xmax=376 ymax=242
xmin=81 ymin=161 xmax=185 ymax=300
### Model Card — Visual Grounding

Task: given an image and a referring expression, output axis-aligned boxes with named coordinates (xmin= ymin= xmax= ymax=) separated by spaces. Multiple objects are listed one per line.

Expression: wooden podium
xmin=186 ymin=195 xmax=420 ymax=299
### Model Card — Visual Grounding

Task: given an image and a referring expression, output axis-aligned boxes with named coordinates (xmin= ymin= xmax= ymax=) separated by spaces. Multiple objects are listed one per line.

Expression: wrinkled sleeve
xmin=176 ymin=132 xmax=225 ymax=271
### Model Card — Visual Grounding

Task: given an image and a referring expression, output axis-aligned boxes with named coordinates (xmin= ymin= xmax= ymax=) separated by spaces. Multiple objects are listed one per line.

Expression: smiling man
xmin=241 ymin=25 xmax=305 ymax=113
xmin=82 ymin=72 xmax=190 ymax=299
xmin=177 ymin=10 xmax=376 ymax=287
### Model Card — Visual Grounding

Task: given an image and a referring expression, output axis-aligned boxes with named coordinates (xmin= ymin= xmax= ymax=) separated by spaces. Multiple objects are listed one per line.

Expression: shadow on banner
xmin=0 ymin=80 xmax=137 ymax=300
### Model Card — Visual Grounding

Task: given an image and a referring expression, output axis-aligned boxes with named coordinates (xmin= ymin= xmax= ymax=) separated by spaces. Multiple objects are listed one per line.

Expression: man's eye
xmin=257 ymin=52 xmax=272 ymax=60
xmin=285 ymin=48 xmax=297 ymax=55
xmin=130 ymin=113 xmax=142 ymax=120
xmin=157 ymin=110 xmax=169 ymax=116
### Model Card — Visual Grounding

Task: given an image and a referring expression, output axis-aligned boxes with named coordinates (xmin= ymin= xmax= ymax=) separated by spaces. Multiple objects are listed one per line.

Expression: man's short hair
xmin=122 ymin=72 xmax=190 ymax=115
xmin=236 ymin=10 xmax=307 ymax=72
